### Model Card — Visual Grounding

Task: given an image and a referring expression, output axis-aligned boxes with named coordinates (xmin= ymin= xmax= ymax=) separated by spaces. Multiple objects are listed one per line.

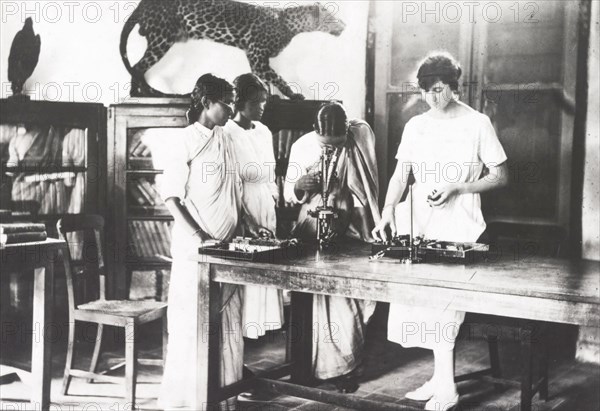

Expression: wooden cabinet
xmin=1 ymin=99 xmax=106 ymax=226
xmin=107 ymin=97 xmax=328 ymax=298
xmin=107 ymin=98 xmax=189 ymax=300
xmin=0 ymin=99 xmax=106 ymax=315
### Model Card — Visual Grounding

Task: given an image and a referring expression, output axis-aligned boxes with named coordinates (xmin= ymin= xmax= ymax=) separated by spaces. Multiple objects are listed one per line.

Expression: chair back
xmin=56 ymin=214 xmax=106 ymax=314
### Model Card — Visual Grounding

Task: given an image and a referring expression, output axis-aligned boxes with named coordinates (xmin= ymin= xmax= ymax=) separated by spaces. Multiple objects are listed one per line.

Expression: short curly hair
xmin=417 ymin=52 xmax=462 ymax=92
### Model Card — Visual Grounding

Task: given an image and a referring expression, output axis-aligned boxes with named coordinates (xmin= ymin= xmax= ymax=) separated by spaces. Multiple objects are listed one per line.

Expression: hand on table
xmin=371 ymin=205 xmax=397 ymax=242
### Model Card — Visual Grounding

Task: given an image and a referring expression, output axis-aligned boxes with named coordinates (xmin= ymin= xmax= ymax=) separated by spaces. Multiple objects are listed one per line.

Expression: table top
xmin=195 ymin=241 xmax=600 ymax=306
xmin=1 ymin=237 xmax=64 ymax=249
xmin=1 ymin=238 xmax=66 ymax=268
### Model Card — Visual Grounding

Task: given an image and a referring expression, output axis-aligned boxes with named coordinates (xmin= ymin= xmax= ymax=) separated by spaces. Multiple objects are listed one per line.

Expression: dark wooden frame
xmin=0 ymin=98 xmax=107 ymax=225
xmin=107 ymin=98 xmax=189 ymax=299
xmin=0 ymin=238 xmax=67 ymax=411
xmin=569 ymin=0 xmax=592 ymax=257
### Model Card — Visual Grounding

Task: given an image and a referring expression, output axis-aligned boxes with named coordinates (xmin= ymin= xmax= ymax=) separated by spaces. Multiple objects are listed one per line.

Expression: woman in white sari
xmin=284 ymin=102 xmax=381 ymax=392
xmin=158 ymin=74 xmax=243 ymax=410
xmin=224 ymin=73 xmax=283 ymax=340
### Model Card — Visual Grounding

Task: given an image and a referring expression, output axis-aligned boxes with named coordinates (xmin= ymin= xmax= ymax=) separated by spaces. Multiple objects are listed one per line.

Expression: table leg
xmin=290 ymin=292 xmax=313 ymax=385
xmin=194 ymin=262 xmax=221 ymax=410
xmin=31 ymin=262 xmax=54 ymax=411
xmin=520 ymin=326 xmax=533 ymax=411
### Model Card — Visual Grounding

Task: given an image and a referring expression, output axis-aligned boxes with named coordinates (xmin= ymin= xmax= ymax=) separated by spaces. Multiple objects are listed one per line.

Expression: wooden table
xmin=1 ymin=238 xmax=67 ymax=411
xmin=190 ymin=241 xmax=600 ymax=410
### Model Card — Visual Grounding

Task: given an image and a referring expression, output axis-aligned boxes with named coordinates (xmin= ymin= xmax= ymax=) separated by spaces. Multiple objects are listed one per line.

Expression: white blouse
xmin=394 ymin=111 xmax=507 ymax=242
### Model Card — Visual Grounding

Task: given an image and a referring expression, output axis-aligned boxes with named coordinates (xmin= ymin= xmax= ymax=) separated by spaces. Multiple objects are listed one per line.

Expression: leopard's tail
xmin=119 ymin=3 xmax=142 ymax=80
xmin=119 ymin=1 xmax=190 ymax=97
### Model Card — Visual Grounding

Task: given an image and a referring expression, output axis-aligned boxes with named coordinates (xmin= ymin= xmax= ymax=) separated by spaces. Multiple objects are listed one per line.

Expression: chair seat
xmin=77 ymin=299 xmax=167 ymax=319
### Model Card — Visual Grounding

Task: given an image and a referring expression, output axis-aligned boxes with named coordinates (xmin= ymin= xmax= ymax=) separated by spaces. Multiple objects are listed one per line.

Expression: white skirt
xmin=388 ymin=304 xmax=465 ymax=351
xmin=242 ymin=285 xmax=283 ymax=338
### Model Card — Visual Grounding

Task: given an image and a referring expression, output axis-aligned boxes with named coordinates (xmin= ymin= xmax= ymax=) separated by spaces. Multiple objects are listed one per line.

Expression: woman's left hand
xmin=256 ymin=227 xmax=274 ymax=239
xmin=244 ymin=218 xmax=274 ymax=239
xmin=428 ymin=183 xmax=462 ymax=207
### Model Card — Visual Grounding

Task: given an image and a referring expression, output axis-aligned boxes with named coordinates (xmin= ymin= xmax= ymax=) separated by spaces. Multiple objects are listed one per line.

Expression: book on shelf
xmin=129 ymin=133 xmax=144 ymax=157
xmin=153 ymin=221 xmax=166 ymax=256
xmin=138 ymin=178 xmax=161 ymax=205
xmin=145 ymin=220 xmax=159 ymax=256
xmin=137 ymin=220 xmax=153 ymax=257
xmin=1 ymin=231 xmax=47 ymax=245
xmin=129 ymin=184 xmax=148 ymax=206
xmin=130 ymin=221 xmax=146 ymax=256
xmin=130 ymin=134 xmax=151 ymax=158
xmin=135 ymin=179 xmax=156 ymax=206
xmin=0 ymin=223 xmax=46 ymax=234
xmin=23 ymin=172 xmax=77 ymax=183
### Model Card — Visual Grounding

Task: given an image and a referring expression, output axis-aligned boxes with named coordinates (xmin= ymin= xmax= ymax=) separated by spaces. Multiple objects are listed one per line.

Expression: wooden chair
xmin=56 ymin=214 xmax=168 ymax=408
xmin=455 ymin=222 xmax=567 ymax=411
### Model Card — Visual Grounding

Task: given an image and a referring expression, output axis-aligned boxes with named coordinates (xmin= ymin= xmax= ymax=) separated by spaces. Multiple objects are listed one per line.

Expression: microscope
xmin=308 ymin=145 xmax=341 ymax=248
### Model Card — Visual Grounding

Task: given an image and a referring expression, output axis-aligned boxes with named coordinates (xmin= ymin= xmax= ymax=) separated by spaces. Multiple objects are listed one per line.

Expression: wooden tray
xmin=371 ymin=237 xmax=489 ymax=263
xmin=198 ymin=238 xmax=300 ymax=263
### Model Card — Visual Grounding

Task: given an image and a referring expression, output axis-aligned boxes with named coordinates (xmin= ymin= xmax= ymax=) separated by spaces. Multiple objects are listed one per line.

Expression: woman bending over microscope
xmin=284 ymin=101 xmax=381 ymax=392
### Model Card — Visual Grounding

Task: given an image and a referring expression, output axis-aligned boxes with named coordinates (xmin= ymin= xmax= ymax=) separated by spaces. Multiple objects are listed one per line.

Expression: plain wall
xmin=0 ymin=0 xmax=368 ymax=119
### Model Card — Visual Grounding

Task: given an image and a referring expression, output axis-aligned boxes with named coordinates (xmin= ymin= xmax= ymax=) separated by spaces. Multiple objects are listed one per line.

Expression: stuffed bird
xmin=8 ymin=18 xmax=41 ymax=96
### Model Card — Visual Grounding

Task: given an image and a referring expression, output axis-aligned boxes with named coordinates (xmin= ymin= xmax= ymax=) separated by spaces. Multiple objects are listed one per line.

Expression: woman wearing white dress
xmin=224 ymin=73 xmax=284 ymax=339
xmin=158 ymin=74 xmax=243 ymax=410
xmin=372 ymin=52 xmax=509 ymax=411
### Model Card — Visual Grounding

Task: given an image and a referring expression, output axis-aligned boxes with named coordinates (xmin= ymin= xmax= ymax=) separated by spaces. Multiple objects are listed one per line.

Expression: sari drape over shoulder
xmin=224 ymin=120 xmax=283 ymax=339
xmin=158 ymin=123 xmax=243 ymax=410
xmin=284 ymin=120 xmax=380 ymax=379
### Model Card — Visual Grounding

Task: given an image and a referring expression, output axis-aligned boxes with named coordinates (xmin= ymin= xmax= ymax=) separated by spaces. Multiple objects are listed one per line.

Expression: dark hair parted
xmin=187 ymin=73 xmax=235 ymax=124
xmin=233 ymin=73 xmax=268 ymax=112
xmin=417 ymin=52 xmax=462 ymax=92
xmin=314 ymin=101 xmax=348 ymax=137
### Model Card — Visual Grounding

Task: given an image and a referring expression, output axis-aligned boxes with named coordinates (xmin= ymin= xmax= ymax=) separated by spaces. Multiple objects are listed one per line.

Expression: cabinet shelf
xmin=2 ymin=166 xmax=88 ymax=173
xmin=125 ymin=258 xmax=172 ymax=267
xmin=128 ymin=157 xmax=160 ymax=171
xmin=126 ymin=169 xmax=164 ymax=175
xmin=127 ymin=212 xmax=173 ymax=221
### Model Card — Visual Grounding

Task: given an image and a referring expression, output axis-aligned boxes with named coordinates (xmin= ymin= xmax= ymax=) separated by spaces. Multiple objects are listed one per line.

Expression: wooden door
xmin=373 ymin=1 xmax=474 ymax=193
xmin=473 ymin=1 xmax=578 ymax=232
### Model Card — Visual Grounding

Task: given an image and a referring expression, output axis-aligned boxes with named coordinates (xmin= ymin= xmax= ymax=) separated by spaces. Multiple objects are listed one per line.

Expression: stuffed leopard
xmin=120 ymin=0 xmax=346 ymax=98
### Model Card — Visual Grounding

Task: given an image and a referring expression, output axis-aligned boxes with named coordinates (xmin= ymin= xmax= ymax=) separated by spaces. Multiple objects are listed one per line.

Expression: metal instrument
xmin=308 ymin=145 xmax=341 ymax=248
xmin=402 ymin=184 xmax=422 ymax=264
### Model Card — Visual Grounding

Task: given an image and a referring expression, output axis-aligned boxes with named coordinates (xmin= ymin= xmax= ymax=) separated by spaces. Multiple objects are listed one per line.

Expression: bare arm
xmin=164 ymin=197 xmax=210 ymax=242
xmin=429 ymin=162 xmax=509 ymax=206
xmin=371 ymin=161 xmax=411 ymax=241
xmin=460 ymin=162 xmax=509 ymax=194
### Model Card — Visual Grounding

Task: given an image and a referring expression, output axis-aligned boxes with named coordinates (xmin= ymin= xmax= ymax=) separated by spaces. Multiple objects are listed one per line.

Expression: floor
xmin=1 ymin=310 xmax=598 ymax=411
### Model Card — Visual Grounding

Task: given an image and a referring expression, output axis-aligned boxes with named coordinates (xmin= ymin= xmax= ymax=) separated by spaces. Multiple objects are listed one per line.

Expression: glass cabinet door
xmin=108 ymin=103 xmax=188 ymax=301
xmin=1 ymin=124 xmax=88 ymax=217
